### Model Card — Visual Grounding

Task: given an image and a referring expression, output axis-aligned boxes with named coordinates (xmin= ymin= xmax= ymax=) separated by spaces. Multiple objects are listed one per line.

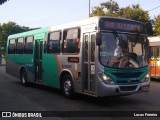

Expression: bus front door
xmin=83 ymin=33 xmax=96 ymax=94
xmin=35 ymin=40 xmax=43 ymax=83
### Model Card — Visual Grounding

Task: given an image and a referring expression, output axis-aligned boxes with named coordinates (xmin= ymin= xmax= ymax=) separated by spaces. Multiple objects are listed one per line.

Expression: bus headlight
xmin=98 ymin=73 xmax=115 ymax=84
xmin=141 ymin=73 xmax=150 ymax=82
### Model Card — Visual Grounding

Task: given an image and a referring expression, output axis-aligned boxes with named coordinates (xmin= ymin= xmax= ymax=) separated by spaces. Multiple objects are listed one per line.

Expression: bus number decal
xmin=62 ymin=64 xmax=72 ymax=69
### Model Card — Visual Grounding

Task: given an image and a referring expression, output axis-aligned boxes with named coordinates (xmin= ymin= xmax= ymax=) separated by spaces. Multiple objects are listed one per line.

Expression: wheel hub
xmin=64 ymin=80 xmax=71 ymax=95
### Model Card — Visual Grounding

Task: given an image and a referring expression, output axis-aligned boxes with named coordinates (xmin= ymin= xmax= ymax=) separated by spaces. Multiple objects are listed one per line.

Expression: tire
xmin=62 ymin=75 xmax=75 ymax=98
xmin=20 ymin=69 xmax=28 ymax=86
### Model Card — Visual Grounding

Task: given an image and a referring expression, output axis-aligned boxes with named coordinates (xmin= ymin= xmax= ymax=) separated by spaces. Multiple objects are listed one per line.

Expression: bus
xmin=6 ymin=16 xmax=150 ymax=98
xmin=148 ymin=36 xmax=160 ymax=79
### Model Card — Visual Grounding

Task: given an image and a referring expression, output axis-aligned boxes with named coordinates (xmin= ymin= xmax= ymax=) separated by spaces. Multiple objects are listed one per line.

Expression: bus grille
xmin=112 ymin=72 xmax=143 ymax=78
xmin=116 ymin=80 xmax=140 ymax=84
xmin=119 ymin=86 xmax=137 ymax=91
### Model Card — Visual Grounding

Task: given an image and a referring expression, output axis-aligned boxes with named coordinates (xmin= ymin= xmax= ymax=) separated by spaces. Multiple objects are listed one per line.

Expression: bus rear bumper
xmin=96 ymin=81 xmax=150 ymax=97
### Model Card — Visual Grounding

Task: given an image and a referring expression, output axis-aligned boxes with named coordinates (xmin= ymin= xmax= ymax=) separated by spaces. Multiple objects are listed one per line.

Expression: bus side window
xmin=91 ymin=34 xmax=96 ymax=62
xmin=8 ymin=39 xmax=16 ymax=54
xmin=25 ymin=36 xmax=33 ymax=54
xmin=47 ymin=31 xmax=61 ymax=54
xmin=44 ymin=33 xmax=48 ymax=53
xmin=17 ymin=37 xmax=24 ymax=54
xmin=157 ymin=47 xmax=160 ymax=59
xmin=62 ymin=28 xmax=80 ymax=53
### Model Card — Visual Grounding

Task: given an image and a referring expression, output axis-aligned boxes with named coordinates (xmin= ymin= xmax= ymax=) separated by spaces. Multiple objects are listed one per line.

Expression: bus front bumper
xmin=96 ymin=80 xmax=150 ymax=97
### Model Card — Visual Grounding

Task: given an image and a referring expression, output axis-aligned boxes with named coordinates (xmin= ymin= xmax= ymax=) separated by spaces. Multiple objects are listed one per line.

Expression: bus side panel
xmin=42 ymin=54 xmax=60 ymax=88
xmin=57 ymin=55 xmax=83 ymax=94
xmin=6 ymin=54 xmax=35 ymax=82
xmin=155 ymin=60 xmax=160 ymax=77
xmin=6 ymin=54 xmax=16 ymax=77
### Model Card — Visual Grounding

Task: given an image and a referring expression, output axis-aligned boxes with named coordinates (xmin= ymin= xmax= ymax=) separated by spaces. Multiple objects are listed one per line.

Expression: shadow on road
xmin=12 ymin=80 xmax=148 ymax=109
xmin=151 ymin=78 xmax=160 ymax=82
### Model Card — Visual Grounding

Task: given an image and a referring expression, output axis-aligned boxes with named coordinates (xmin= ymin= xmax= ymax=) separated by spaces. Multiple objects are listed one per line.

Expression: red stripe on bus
xmin=56 ymin=56 xmax=61 ymax=75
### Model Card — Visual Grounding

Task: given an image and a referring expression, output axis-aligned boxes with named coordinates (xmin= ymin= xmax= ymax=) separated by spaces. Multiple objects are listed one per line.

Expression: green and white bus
xmin=6 ymin=16 xmax=150 ymax=98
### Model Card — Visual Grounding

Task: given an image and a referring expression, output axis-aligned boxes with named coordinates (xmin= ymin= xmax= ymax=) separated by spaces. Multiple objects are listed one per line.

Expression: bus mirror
xmin=96 ymin=33 xmax=101 ymax=46
xmin=145 ymin=21 xmax=153 ymax=36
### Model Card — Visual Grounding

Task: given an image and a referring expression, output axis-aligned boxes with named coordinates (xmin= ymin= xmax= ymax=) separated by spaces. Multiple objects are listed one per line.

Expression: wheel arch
xmin=19 ymin=65 xmax=27 ymax=79
xmin=59 ymin=69 xmax=74 ymax=89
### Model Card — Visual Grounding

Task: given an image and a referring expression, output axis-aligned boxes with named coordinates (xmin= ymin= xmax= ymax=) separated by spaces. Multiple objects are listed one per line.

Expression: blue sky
xmin=0 ymin=0 xmax=160 ymax=28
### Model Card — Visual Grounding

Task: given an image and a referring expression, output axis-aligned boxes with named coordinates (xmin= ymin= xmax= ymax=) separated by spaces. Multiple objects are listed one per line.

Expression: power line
xmin=148 ymin=5 xmax=160 ymax=12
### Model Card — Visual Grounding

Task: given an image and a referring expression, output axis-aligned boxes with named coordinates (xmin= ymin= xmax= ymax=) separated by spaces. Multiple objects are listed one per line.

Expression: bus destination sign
xmin=100 ymin=18 xmax=144 ymax=33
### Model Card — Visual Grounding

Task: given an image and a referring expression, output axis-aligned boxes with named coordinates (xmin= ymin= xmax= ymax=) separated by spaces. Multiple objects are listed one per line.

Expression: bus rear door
xmin=35 ymin=39 xmax=43 ymax=83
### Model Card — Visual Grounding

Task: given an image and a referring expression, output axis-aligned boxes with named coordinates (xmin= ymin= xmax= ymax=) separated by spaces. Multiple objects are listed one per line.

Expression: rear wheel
xmin=20 ymin=69 xmax=28 ymax=86
xmin=62 ymin=75 xmax=74 ymax=98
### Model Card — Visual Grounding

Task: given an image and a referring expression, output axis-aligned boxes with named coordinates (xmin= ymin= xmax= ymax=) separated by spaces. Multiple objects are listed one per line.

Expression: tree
xmin=119 ymin=4 xmax=153 ymax=35
xmin=90 ymin=0 xmax=119 ymax=17
xmin=101 ymin=0 xmax=119 ymax=16
xmin=91 ymin=1 xmax=149 ymax=22
xmin=0 ymin=0 xmax=9 ymax=5
xmin=154 ymin=15 xmax=160 ymax=35
xmin=118 ymin=4 xmax=149 ymax=23
xmin=0 ymin=22 xmax=29 ymax=57
xmin=90 ymin=6 xmax=105 ymax=16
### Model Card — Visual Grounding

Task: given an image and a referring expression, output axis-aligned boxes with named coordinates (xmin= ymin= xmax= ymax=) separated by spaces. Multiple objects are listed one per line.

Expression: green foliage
xmin=90 ymin=6 xmax=105 ymax=16
xmin=0 ymin=0 xmax=9 ymax=5
xmin=101 ymin=0 xmax=119 ymax=16
xmin=154 ymin=15 xmax=160 ymax=35
xmin=118 ymin=4 xmax=150 ymax=23
xmin=0 ymin=22 xmax=29 ymax=57
xmin=91 ymin=0 xmax=119 ymax=17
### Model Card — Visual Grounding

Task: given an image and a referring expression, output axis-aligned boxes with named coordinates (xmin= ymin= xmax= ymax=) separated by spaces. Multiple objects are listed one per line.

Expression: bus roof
xmin=8 ymin=16 xmax=144 ymax=39
xmin=50 ymin=16 xmax=144 ymax=31
xmin=8 ymin=27 xmax=49 ymax=39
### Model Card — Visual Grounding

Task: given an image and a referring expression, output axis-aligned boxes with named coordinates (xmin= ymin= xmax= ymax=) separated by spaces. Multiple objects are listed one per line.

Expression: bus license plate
xmin=141 ymin=85 xmax=150 ymax=91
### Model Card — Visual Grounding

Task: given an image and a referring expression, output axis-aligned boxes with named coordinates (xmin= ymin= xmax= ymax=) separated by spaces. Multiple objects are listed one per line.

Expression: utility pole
xmin=89 ymin=0 xmax=90 ymax=17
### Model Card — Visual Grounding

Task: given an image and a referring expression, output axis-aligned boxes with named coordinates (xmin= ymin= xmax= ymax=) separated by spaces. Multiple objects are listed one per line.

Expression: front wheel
xmin=62 ymin=75 xmax=75 ymax=98
xmin=20 ymin=69 xmax=28 ymax=86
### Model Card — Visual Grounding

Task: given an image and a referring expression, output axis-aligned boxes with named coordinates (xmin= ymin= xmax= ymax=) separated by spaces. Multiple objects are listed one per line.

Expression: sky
xmin=0 ymin=0 xmax=160 ymax=28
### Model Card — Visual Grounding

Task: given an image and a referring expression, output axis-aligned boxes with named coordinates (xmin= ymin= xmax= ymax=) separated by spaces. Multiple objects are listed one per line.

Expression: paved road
xmin=0 ymin=65 xmax=160 ymax=120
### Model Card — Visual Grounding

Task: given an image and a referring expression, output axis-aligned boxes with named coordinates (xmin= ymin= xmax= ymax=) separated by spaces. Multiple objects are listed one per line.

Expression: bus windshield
xmin=99 ymin=32 xmax=148 ymax=68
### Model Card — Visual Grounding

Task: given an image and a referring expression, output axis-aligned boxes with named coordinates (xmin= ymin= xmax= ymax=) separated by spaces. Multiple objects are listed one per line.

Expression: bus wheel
xmin=20 ymin=69 xmax=28 ymax=86
xmin=62 ymin=75 xmax=74 ymax=98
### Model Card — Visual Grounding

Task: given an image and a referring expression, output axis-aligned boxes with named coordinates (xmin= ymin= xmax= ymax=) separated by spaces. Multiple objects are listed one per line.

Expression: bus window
xmin=154 ymin=47 xmax=160 ymax=60
xmin=17 ymin=37 xmax=24 ymax=54
xmin=63 ymin=28 xmax=80 ymax=53
xmin=91 ymin=34 xmax=96 ymax=62
xmin=44 ymin=34 xmax=48 ymax=53
xmin=150 ymin=47 xmax=155 ymax=59
xmin=25 ymin=36 xmax=33 ymax=54
xmin=157 ymin=47 xmax=160 ymax=59
xmin=8 ymin=39 xmax=16 ymax=54
xmin=100 ymin=33 xmax=116 ymax=66
xmin=133 ymin=43 xmax=142 ymax=55
xmin=47 ymin=31 xmax=61 ymax=54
